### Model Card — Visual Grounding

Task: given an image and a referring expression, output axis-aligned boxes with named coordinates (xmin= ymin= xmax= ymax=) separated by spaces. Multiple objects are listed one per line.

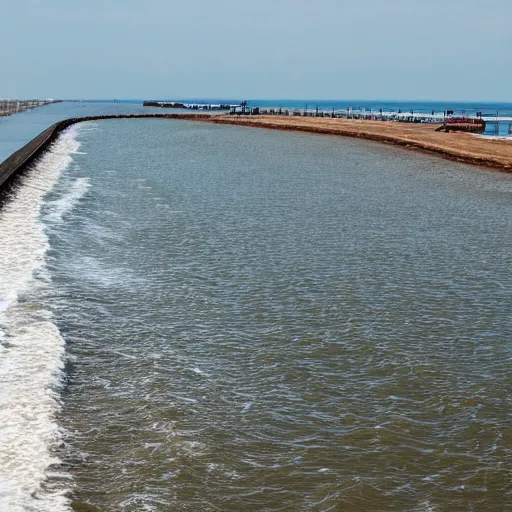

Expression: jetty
xmin=251 ymin=107 xmax=448 ymax=123
xmin=227 ymin=105 xmax=512 ymax=133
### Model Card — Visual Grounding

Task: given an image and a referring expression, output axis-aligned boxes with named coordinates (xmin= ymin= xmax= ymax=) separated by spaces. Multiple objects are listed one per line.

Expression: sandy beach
xmin=195 ymin=115 xmax=512 ymax=171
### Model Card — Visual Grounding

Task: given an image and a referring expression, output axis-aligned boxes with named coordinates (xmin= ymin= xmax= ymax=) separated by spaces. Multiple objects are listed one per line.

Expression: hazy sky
xmin=2 ymin=0 xmax=511 ymax=101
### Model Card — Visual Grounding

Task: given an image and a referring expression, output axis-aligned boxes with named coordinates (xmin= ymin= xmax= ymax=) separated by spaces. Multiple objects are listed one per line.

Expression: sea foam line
xmin=0 ymin=126 xmax=82 ymax=512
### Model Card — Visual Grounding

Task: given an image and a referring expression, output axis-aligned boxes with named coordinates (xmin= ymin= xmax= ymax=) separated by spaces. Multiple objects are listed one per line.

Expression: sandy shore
xmin=194 ymin=115 xmax=512 ymax=172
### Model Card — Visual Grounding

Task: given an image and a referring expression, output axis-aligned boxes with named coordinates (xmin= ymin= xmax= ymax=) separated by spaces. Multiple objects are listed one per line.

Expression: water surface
xmin=2 ymin=116 xmax=512 ymax=511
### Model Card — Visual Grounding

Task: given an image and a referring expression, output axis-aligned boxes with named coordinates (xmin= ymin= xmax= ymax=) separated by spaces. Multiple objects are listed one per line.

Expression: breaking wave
xmin=0 ymin=126 xmax=82 ymax=512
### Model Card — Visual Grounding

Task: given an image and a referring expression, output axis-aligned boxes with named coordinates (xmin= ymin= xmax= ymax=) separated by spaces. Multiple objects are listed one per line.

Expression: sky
xmin=2 ymin=0 xmax=511 ymax=101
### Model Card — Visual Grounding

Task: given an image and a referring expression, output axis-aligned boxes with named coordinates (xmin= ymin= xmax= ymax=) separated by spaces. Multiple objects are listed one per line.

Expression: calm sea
xmin=1 ymin=102 xmax=512 ymax=511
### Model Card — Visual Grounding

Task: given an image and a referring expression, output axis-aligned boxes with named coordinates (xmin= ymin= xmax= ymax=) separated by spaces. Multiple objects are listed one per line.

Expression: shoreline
xmin=1 ymin=112 xmax=512 ymax=194
xmin=191 ymin=115 xmax=512 ymax=172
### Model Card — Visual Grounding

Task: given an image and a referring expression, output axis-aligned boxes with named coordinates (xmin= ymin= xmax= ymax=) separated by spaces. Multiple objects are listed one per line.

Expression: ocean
xmin=1 ymin=102 xmax=512 ymax=511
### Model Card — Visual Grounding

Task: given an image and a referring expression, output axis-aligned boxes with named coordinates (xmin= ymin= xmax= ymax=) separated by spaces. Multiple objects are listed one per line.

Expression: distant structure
xmin=0 ymin=99 xmax=58 ymax=117
xmin=143 ymin=100 xmax=232 ymax=110
xmin=438 ymin=116 xmax=486 ymax=133
xmin=229 ymin=101 xmax=260 ymax=115
xmin=141 ymin=100 xmax=512 ymax=136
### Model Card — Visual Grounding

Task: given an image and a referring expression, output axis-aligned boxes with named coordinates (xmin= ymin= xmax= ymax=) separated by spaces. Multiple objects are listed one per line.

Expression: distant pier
xmin=243 ymin=107 xmax=490 ymax=125
xmin=0 ymin=99 xmax=59 ymax=117
xmin=143 ymin=100 xmax=233 ymax=110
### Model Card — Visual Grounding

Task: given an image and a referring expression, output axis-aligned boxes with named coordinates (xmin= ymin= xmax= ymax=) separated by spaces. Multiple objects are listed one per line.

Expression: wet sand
xmin=196 ymin=116 xmax=512 ymax=171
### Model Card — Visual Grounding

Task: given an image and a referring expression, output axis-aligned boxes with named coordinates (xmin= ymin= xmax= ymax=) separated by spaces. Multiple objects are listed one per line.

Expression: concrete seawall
xmin=0 ymin=114 xmax=211 ymax=192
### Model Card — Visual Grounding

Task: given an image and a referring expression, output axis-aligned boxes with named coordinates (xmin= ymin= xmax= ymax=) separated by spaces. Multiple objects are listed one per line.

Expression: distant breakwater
xmin=1 ymin=113 xmax=511 ymax=195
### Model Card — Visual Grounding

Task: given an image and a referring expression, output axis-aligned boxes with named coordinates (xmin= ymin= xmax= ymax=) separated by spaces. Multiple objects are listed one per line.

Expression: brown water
xmin=37 ymin=119 xmax=512 ymax=511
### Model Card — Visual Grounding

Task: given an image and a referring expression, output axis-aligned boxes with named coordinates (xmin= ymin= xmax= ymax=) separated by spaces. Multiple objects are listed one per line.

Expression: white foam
xmin=44 ymin=176 xmax=90 ymax=224
xmin=0 ymin=126 xmax=81 ymax=512
xmin=189 ymin=367 xmax=208 ymax=376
